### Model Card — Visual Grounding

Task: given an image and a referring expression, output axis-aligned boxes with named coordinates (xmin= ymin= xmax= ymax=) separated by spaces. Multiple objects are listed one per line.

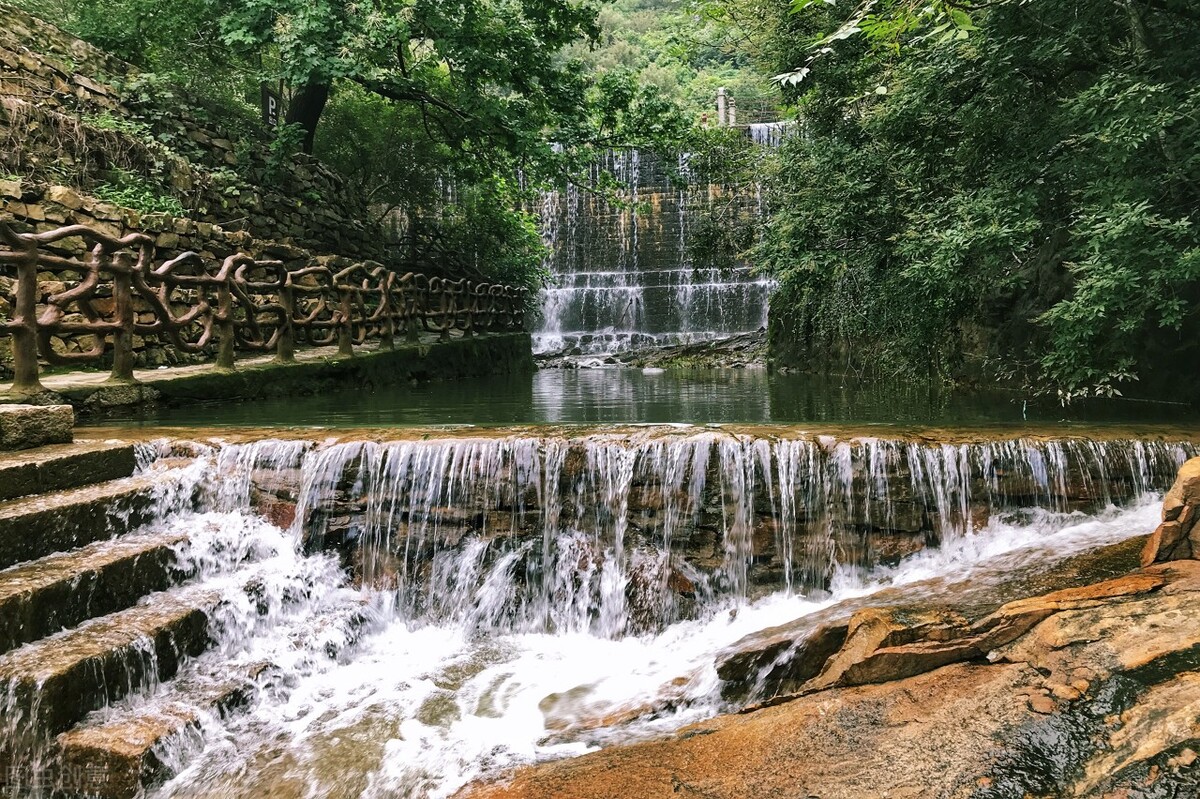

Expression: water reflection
xmin=106 ymin=367 xmax=1198 ymax=428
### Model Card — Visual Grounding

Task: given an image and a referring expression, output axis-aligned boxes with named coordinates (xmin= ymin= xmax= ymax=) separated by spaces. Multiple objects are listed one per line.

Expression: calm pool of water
xmin=97 ymin=367 xmax=1199 ymax=429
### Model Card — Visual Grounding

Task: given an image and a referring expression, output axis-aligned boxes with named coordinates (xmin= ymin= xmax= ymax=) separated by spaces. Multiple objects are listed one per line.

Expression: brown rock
xmin=46 ymin=185 xmax=84 ymax=210
xmin=1162 ymin=458 xmax=1200 ymax=521
xmin=1146 ymin=458 xmax=1200 ymax=564
xmin=715 ymin=618 xmax=848 ymax=701
xmin=803 ymin=607 xmax=972 ymax=692
xmin=1047 ymin=682 xmax=1082 ymax=701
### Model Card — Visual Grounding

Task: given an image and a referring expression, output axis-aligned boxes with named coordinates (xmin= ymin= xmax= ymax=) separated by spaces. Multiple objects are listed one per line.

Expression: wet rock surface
xmin=460 ymin=466 xmax=1200 ymax=799
xmin=717 ymin=533 xmax=1147 ymax=700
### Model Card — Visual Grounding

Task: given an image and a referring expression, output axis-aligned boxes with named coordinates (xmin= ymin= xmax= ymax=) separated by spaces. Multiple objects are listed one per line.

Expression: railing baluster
xmin=0 ymin=221 xmax=44 ymax=395
xmin=108 ymin=250 xmax=137 ymax=383
xmin=0 ymin=218 xmax=528 ymax=389
xmin=277 ymin=273 xmax=297 ymax=363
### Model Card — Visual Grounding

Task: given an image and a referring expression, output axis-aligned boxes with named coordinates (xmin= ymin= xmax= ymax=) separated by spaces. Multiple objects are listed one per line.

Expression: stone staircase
xmin=0 ymin=404 xmax=356 ymax=798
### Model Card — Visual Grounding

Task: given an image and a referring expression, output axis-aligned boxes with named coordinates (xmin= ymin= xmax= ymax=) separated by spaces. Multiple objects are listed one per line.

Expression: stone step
xmin=0 ymin=403 xmax=73 ymax=451
xmin=0 ymin=528 xmax=189 ymax=655
xmin=0 ymin=438 xmax=137 ymax=503
xmin=51 ymin=602 xmax=372 ymax=799
xmin=0 ymin=467 xmax=193 ymax=571
xmin=55 ymin=662 xmax=272 ymax=799
xmin=0 ymin=586 xmax=216 ymax=747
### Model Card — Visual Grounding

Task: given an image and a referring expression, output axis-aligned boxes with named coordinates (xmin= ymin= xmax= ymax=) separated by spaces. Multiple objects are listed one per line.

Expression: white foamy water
xmin=1 ymin=433 xmax=1181 ymax=798
xmin=150 ymin=493 xmax=1163 ymax=799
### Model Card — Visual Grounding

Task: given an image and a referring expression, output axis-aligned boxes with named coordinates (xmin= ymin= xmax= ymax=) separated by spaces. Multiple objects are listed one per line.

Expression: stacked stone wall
xmin=0 ymin=3 xmax=384 ymax=262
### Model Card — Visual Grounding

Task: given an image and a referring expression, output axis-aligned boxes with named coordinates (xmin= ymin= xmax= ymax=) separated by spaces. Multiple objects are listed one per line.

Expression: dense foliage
xmin=567 ymin=0 xmax=778 ymax=121
xmin=755 ymin=0 xmax=1200 ymax=397
xmin=15 ymin=0 xmax=779 ymax=294
xmin=18 ymin=0 xmax=705 ymax=290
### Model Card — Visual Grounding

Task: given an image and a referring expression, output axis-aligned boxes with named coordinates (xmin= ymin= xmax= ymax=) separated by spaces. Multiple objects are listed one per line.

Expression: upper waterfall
xmin=534 ymin=149 xmax=773 ymax=357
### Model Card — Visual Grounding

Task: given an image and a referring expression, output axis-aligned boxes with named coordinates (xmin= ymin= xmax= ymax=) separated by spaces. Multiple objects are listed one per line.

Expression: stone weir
xmin=0 ymin=418 xmax=1195 ymax=799
xmin=186 ymin=428 xmax=1197 ymax=635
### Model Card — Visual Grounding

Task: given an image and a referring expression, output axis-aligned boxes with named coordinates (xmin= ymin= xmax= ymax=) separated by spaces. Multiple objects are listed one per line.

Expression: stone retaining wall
xmin=0 ymin=3 xmax=383 ymax=261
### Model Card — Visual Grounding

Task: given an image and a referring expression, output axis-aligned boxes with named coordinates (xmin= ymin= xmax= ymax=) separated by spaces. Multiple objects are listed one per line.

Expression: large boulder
xmin=1142 ymin=457 xmax=1200 ymax=565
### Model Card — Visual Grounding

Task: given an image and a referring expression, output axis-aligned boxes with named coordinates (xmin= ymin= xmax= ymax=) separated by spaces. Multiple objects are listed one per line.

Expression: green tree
xmin=755 ymin=0 xmax=1200 ymax=397
xmin=218 ymin=0 xmax=602 ymax=155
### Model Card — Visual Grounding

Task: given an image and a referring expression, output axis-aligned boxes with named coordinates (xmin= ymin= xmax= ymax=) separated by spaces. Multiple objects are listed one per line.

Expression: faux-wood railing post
xmin=277 ymin=277 xmax=296 ymax=363
xmin=107 ymin=250 xmax=136 ymax=383
xmin=337 ymin=287 xmax=354 ymax=357
xmin=404 ymin=276 xmax=421 ymax=344
xmin=380 ymin=272 xmax=396 ymax=351
xmin=0 ymin=225 xmax=45 ymax=395
xmin=461 ymin=282 xmax=475 ymax=338
xmin=437 ymin=280 xmax=452 ymax=342
xmin=215 ymin=275 xmax=236 ymax=371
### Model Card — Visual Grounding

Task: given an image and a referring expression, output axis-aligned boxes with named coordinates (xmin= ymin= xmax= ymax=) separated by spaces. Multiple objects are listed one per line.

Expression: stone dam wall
xmin=535 ymin=149 xmax=771 ymax=356
xmin=171 ymin=431 xmax=1199 ymax=635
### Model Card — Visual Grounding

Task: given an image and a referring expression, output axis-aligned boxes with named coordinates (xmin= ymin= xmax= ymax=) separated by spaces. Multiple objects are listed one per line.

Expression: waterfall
xmin=2 ymin=429 xmax=1194 ymax=799
xmin=746 ymin=121 xmax=796 ymax=148
xmin=533 ymin=149 xmax=774 ymax=357
xmin=207 ymin=432 xmax=1195 ymax=636
xmin=161 ymin=431 xmax=1191 ymax=798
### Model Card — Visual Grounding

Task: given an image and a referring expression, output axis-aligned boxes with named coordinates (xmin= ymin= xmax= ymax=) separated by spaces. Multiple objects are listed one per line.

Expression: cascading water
xmin=262 ymin=431 xmax=1193 ymax=631
xmin=2 ymin=431 xmax=1195 ymax=799
xmin=533 ymin=149 xmax=774 ymax=357
xmin=746 ymin=120 xmax=798 ymax=148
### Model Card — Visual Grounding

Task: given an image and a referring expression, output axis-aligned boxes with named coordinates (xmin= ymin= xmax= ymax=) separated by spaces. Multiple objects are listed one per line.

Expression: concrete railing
xmin=0 ymin=219 xmax=527 ymax=394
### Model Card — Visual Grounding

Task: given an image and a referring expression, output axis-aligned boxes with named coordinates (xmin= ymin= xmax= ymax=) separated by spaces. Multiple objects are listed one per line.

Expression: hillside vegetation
xmin=750 ymin=0 xmax=1200 ymax=399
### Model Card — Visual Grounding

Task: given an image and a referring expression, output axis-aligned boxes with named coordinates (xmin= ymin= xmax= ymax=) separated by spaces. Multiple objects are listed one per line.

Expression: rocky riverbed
xmin=459 ymin=457 xmax=1200 ymax=799
xmin=537 ymin=331 xmax=766 ymax=370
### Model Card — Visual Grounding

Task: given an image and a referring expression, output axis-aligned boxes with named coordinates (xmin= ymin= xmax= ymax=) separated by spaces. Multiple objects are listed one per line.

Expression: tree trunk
xmin=285 ymin=80 xmax=331 ymax=155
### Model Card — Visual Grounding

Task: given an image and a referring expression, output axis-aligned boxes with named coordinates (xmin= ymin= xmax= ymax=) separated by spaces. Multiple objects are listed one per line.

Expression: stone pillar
xmin=728 ymin=97 xmax=737 ymax=127
xmin=717 ymin=88 xmax=728 ymax=127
